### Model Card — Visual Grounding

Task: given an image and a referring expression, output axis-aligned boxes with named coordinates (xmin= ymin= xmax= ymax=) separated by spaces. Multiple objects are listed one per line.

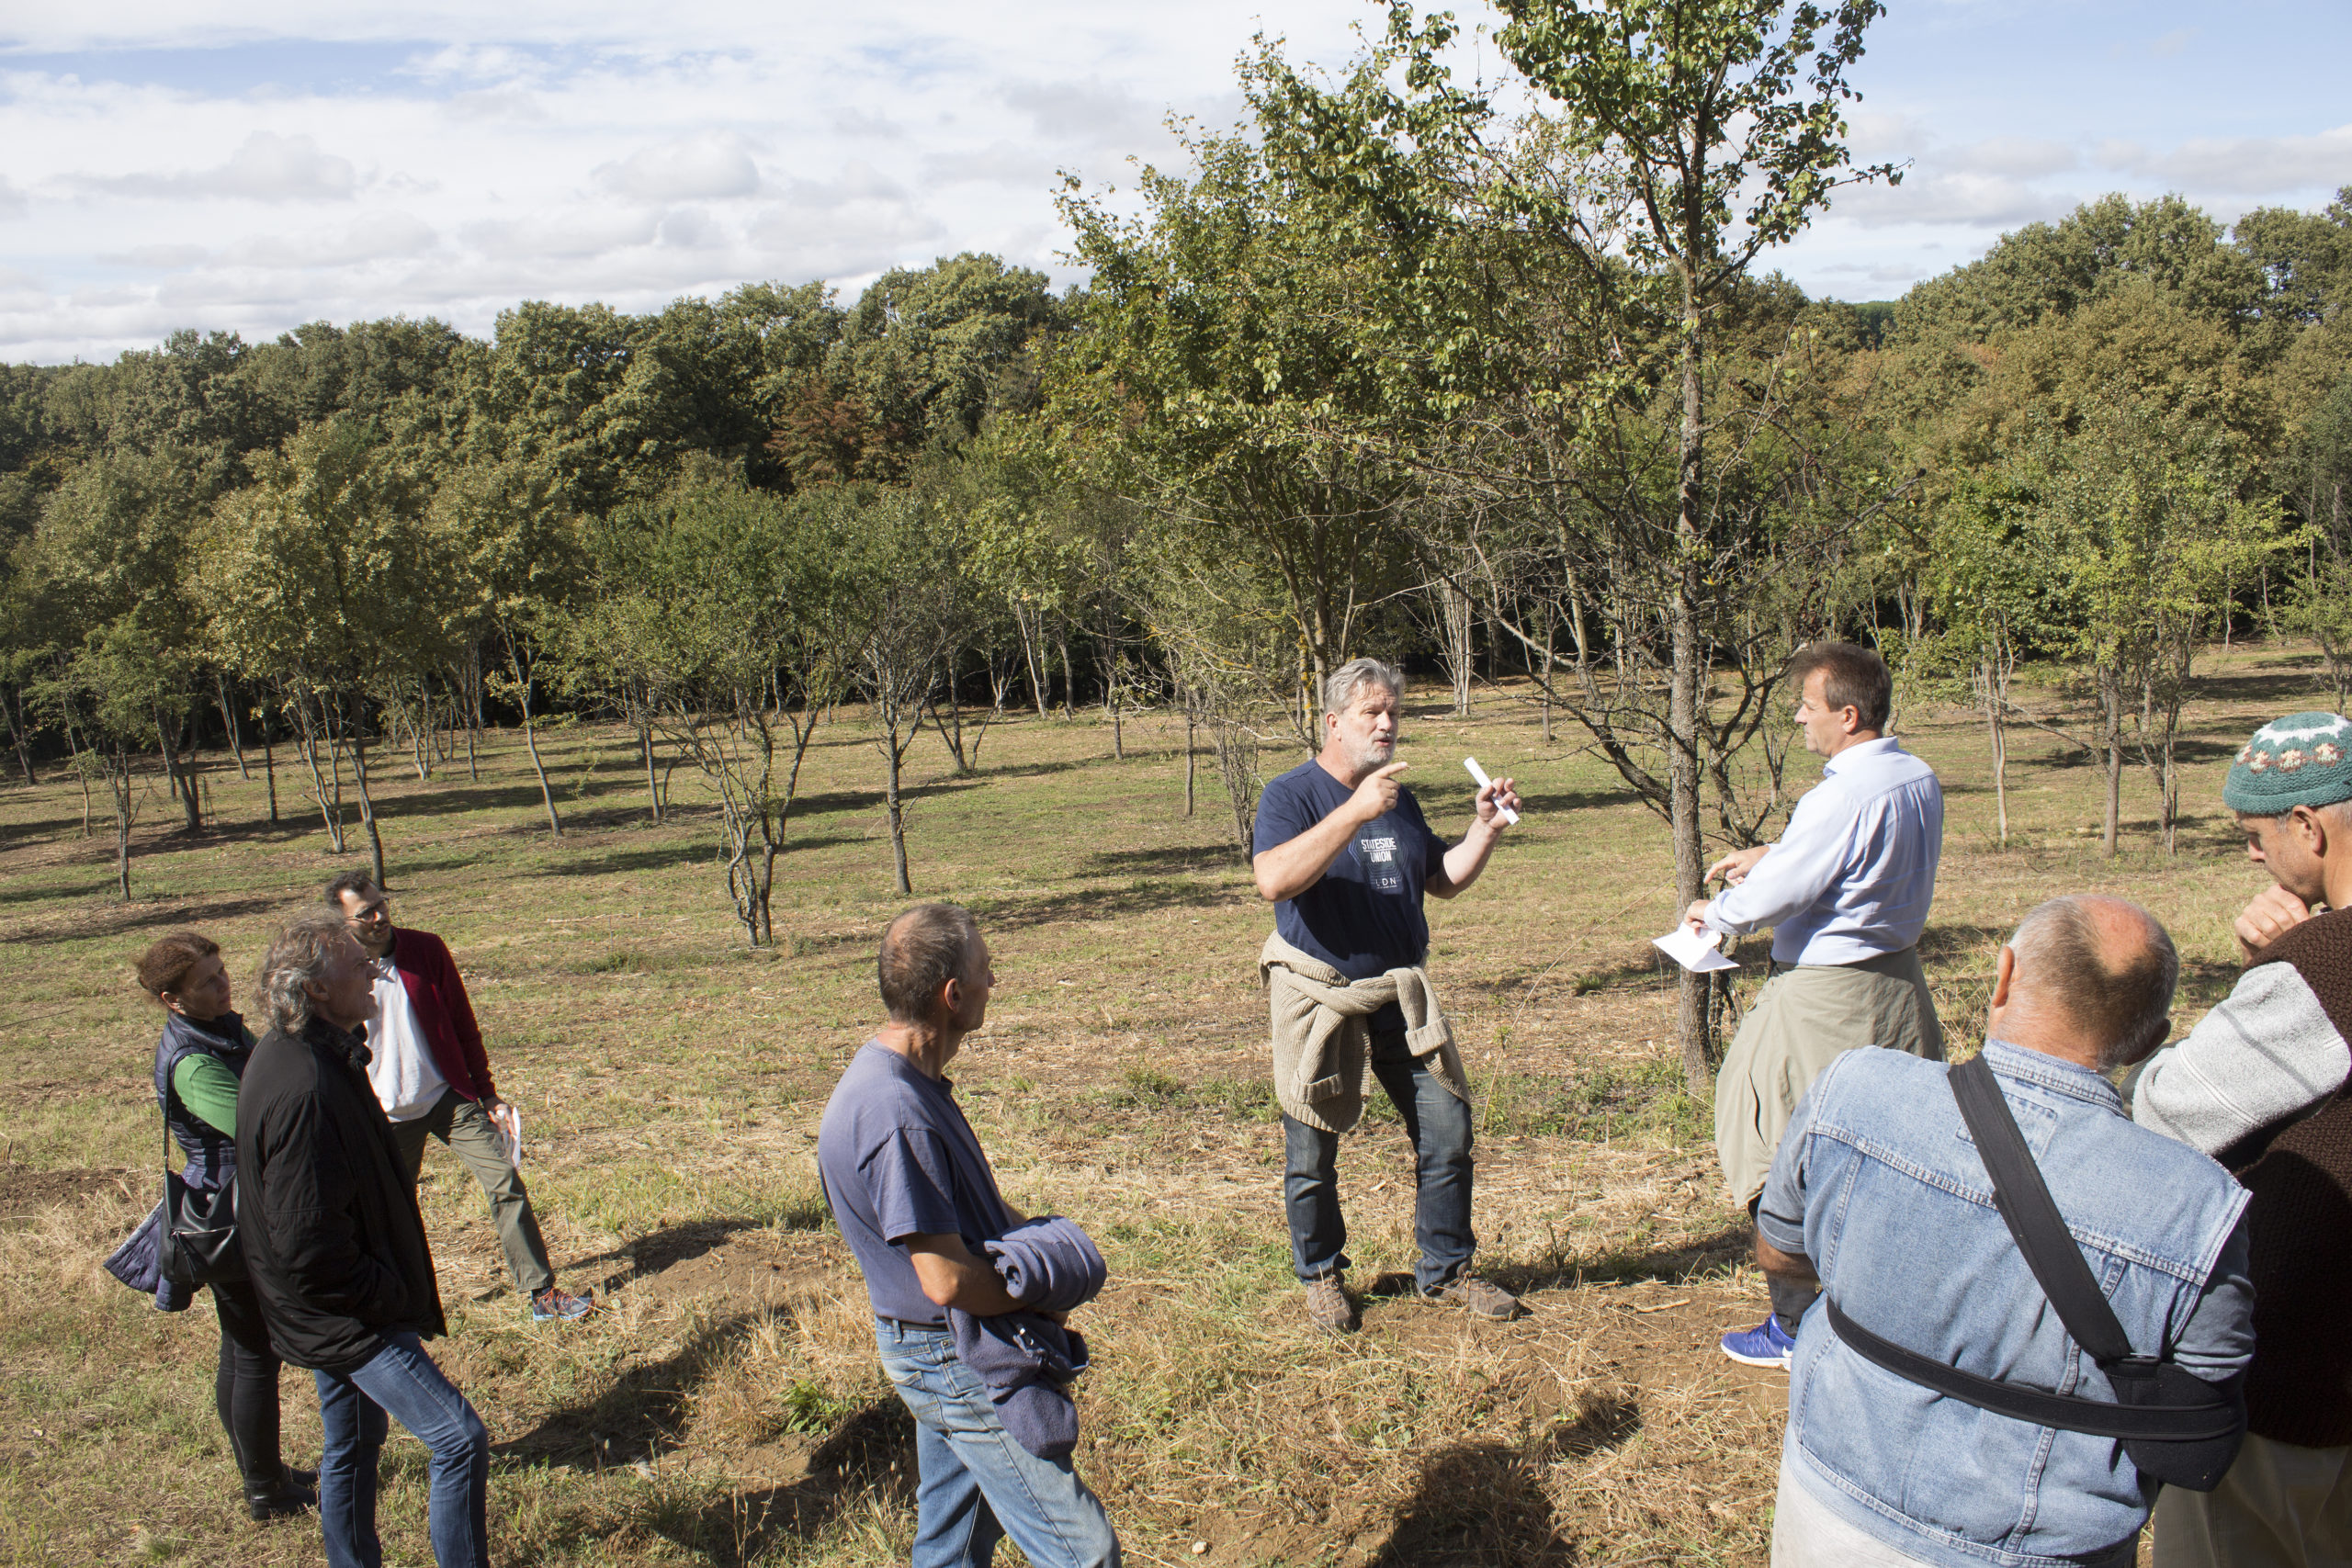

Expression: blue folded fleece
xmin=947 ymin=1214 xmax=1109 ymax=1460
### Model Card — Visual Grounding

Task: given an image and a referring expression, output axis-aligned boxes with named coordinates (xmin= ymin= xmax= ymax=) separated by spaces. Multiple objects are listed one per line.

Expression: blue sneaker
xmin=1718 ymin=1314 xmax=1796 ymax=1369
xmin=529 ymin=1286 xmax=595 ymax=1324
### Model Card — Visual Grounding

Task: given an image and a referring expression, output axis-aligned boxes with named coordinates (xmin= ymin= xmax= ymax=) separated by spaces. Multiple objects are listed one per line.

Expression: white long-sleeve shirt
xmin=1702 ymin=736 xmax=1943 ymax=965
xmin=364 ymin=953 xmax=447 ymax=1123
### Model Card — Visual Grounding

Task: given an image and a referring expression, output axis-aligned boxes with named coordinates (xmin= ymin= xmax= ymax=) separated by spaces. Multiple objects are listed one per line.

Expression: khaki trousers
xmin=2152 ymin=1432 xmax=2352 ymax=1568
xmin=1714 ymin=947 xmax=1944 ymax=1207
xmin=392 ymin=1088 xmax=555 ymax=1297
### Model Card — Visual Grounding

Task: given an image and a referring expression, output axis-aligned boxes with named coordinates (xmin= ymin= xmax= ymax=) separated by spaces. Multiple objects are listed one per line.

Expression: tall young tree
xmin=1483 ymin=0 xmax=1899 ymax=1086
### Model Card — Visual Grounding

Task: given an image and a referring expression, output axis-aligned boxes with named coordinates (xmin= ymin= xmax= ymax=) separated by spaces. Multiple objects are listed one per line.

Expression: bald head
xmin=1992 ymin=897 xmax=2178 ymax=1072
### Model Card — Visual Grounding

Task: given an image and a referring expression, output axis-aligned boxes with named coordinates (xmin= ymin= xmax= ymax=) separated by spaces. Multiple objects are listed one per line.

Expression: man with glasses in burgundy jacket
xmin=325 ymin=870 xmax=594 ymax=1325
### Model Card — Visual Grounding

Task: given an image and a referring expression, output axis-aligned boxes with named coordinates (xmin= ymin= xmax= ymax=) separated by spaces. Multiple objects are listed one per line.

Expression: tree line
xmin=4 ymin=1 xmax=2349 ymax=1086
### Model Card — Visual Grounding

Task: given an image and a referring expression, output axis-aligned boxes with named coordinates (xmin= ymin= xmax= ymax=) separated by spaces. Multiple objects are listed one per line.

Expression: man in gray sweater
xmin=2132 ymin=712 xmax=2352 ymax=1568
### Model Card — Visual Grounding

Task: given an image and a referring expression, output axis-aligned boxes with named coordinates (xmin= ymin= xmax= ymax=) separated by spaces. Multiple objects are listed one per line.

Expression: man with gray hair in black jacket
xmin=236 ymin=909 xmax=491 ymax=1568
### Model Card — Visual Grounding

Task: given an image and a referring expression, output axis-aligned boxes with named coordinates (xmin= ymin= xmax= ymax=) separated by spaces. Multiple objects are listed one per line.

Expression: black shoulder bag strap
xmin=1825 ymin=1054 xmax=2244 ymax=1490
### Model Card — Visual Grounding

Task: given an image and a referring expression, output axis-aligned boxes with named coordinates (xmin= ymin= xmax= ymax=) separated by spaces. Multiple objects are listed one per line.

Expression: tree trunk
xmin=2099 ymin=670 xmax=2123 ymax=856
xmin=263 ymin=719 xmax=279 ymax=825
xmin=510 ymin=647 xmax=563 ymax=838
xmin=464 ymin=643 xmax=482 ymax=781
xmin=345 ymin=694 xmax=389 ymax=888
xmin=1670 ymin=258 xmax=1713 ymax=1097
xmin=216 ymin=673 xmax=249 ymax=781
xmin=885 ymin=723 xmax=912 ymax=895
xmin=1015 ymin=604 xmax=1049 ymax=719
xmin=1184 ymin=690 xmax=1196 ymax=818
xmin=1540 ymin=613 xmax=1556 ymax=746
xmin=293 ymin=686 xmax=346 ymax=852
xmin=1984 ymin=653 xmax=2008 ymax=847
xmin=640 ymin=720 xmax=662 ymax=824
xmin=3 ymin=686 xmax=34 ymax=784
xmin=110 ymin=750 xmax=133 ymax=900
xmin=157 ymin=701 xmax=201 ymax=833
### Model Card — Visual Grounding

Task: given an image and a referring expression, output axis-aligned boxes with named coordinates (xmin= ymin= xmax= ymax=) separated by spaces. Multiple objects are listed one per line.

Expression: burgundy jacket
xmin=388 ymin=927 xmax=498 ymax=1105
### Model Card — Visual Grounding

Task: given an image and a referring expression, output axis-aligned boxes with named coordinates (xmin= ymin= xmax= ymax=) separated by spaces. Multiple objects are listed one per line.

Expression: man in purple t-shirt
xmin=817 ymin=904 xmax=1118 ymax=1568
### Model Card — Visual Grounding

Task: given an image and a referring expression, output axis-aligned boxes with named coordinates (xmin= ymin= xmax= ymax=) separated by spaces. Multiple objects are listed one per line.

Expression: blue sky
xmin=1 ymin=0 xmax=2346 ymax=363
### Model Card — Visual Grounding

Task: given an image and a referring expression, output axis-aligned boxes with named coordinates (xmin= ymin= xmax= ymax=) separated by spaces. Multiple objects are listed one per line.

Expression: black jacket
xmin=234 ymin=1019 xmax=446 ymax=1373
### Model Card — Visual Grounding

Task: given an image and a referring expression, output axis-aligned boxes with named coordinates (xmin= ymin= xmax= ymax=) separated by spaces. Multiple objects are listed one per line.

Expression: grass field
xmin=0 ymin=649 xmax=2319 ymax=1567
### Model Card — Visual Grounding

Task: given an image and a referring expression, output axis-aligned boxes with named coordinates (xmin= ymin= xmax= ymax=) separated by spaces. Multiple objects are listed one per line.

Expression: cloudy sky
xmin=2 ymin=0 xmax=2347 ymax=364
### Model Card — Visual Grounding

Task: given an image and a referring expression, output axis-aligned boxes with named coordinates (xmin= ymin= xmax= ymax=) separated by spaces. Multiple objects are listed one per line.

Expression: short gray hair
xmin=2007 ymin=896 xmax=2178 ymax=1070
xmin=1322 ymin=657 xmax=1403 ymax=718
xmin=878 ymin=903 xmax=982 ymax=1022
xmin=258 ymin=909 xmax=358 ymax=1036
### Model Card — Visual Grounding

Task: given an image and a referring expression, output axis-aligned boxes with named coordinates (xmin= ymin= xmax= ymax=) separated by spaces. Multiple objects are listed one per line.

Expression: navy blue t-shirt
xmin=1253 ymin=760 xmax=1449 ymax=999
xmin=816 ymin=1043 xmax=1019 ymax=1325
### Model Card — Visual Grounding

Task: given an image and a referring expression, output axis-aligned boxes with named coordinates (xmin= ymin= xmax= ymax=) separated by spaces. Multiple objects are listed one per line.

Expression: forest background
xmin=5 ymin=1 xmax=2352 ymax=1085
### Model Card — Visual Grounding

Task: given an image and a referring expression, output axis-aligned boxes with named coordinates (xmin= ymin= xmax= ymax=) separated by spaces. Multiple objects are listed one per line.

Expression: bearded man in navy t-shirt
xmin=1252 ymin=656 xmax=1522 ymax=1335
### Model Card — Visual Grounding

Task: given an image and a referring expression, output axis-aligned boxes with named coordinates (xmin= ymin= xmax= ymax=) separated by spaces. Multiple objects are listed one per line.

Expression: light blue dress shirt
xmin=1702 ymin=735 xmax=1942 ymax=965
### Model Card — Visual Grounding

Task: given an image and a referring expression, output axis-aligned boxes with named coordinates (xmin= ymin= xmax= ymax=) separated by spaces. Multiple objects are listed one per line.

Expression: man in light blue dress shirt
xmin=1681 ymin=641 xmax=1945 ymax=1368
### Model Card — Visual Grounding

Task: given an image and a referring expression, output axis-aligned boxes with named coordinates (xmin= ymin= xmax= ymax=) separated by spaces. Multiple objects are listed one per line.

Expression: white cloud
xmin=2 ymin=0 xmax=2346 ymax=361
xmin=593 ymin=133 xmax=763 ymax=203
xmin=1941 ymin=137 xmax=2077 ymax=181
xmin=224 ymin=211 xmax=438 ymax=268
xmin=74 ymin=130 xmax=360 ymax=203
xmin=2098 ymin=124 xmax=2352 ymax=196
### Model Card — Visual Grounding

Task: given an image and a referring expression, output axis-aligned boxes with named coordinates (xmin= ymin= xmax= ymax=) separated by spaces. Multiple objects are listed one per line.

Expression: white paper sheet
xmin=1653 ymin=925 xmax=1739 ymax=973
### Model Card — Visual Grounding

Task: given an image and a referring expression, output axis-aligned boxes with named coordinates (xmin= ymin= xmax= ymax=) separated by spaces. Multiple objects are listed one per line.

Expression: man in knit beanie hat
xmin=2133 ymin=711 xmax=2352 ymax=1568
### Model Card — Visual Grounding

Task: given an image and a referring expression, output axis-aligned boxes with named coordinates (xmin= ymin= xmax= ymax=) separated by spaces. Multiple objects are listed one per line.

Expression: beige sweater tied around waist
xmin=1260 ymin=931 xmax=1470 ymax=1134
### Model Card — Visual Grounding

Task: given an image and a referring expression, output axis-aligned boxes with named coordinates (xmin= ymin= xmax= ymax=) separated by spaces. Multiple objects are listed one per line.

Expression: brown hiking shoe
xmin=1423 ymin=1275 xmax=1522 ymax=1321
xmin=1305 ymin=1274 xmax=1359 ymax=1335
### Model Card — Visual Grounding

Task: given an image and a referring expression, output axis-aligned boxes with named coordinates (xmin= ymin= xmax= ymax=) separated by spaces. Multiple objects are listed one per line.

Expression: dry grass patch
xmin=0 ymin=648 xmax=2324 ymax=1564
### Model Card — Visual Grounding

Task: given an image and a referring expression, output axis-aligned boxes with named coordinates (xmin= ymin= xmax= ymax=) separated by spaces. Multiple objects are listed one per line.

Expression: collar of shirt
xmin=1978 ymin=1037 xmax=2124 ymax=1115
xmin=1821 ymin=735 xmax=1903 ymax=777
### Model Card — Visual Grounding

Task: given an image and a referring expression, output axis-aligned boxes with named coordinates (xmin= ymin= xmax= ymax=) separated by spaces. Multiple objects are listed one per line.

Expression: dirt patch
xmin=594 ymin=1222 xmax=843 ymax=1311
xmin=0 ymin=1165 xmax=142 ymax=1220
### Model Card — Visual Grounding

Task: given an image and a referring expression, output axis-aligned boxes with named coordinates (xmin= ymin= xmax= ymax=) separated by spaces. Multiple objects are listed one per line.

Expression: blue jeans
xmin=313 ymin=1332 xmax=490 ymax=1568
xmin=1283 ymin=1027 xmax=1476 ymax=1293
xmin=874 ymin=1318 xmax=1119 ymax=1568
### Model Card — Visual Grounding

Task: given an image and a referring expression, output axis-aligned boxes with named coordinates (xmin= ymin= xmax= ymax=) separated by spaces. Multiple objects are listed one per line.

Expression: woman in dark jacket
xmin=139 ymin=931 xmax=316 ymax=1520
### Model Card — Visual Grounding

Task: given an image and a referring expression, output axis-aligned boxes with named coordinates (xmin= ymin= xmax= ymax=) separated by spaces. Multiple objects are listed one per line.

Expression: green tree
xmin=203 ymin=420 xmax=441 ymax=885
xmin=580 ymin=471 xmax=863 ymax=943
xmin=1487 ymin=0 xmax=1899 ymax=1087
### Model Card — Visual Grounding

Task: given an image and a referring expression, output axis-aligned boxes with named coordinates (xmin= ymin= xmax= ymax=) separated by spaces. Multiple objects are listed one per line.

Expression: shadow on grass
xmin=1082 ymin=845 xmax=1244 ymax=877
xmin=499 ymin=1310 xmax=760 ymax=1469
xmin=566 ymin=1216 xmax=819 ymax=1295
xmin=2194 ymin=667 xmax=2332 ymax=705
xmin=1363 ymin=1391 xmax=1642 ymax=1568
xmin=1469 ymin=1223 xmax=1752 ymax=1298
xmin=1 ymin=891 xmax=286 ymax=945
xmin=967 ymin=876 xmax=1239 ymax=932
xmin=657 ymin=1398 xmax=917 ymax=1568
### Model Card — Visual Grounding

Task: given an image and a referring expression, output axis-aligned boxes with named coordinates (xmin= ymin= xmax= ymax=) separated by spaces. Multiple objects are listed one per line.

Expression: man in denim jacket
xmin=1757 ymin=897 xmax=2253 ymax=1567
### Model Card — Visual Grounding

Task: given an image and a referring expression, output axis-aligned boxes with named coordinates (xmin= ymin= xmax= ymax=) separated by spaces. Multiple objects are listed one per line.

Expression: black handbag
xmin=1826 ymin=1054 xmax=2245 ymax=1492
xmin=157 ymin=1116 xmax=245 ymax=1288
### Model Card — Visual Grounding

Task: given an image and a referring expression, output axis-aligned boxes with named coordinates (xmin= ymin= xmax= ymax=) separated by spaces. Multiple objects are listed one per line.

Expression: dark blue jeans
xmin=313 ymin=1332 xmax=490 ymax=1568
xmin=1283 ymin=1027 xmax=1476 ymax=1293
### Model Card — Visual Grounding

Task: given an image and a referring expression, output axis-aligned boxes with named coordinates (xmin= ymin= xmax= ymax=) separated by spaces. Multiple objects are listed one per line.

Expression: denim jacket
xmin=1758 ymin=1041 xmax=2254 ymax=1568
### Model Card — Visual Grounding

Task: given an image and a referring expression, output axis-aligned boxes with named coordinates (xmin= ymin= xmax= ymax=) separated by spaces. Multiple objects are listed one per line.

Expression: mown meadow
xmin=0 ymin=652 xmax=2314 ymax=1567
